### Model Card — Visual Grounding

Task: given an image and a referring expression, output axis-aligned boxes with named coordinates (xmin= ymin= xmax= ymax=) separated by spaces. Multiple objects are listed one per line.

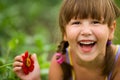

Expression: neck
xmin=76 ymin=56 xmax=104 ymax=69
xmin=71 ymin=51 xmax=105 ymax=70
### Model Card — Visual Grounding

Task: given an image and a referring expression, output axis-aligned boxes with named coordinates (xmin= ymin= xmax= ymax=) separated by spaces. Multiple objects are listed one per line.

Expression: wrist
xmin=33 ymin=75 xmax=41 ymax=80
xmin=33 ymin=77 xmax=41 ymax=80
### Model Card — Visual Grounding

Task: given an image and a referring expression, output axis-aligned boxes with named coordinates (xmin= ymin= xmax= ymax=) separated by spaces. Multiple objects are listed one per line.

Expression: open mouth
xmin=79 ymin=41 xmax=96 ymax=47
xmin=77 ymin=41 xmax=96 ymax=52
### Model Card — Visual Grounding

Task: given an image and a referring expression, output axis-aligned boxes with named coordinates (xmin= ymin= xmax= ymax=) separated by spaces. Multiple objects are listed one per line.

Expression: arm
xmin=48 ymin=54 xmax=63 ymax=80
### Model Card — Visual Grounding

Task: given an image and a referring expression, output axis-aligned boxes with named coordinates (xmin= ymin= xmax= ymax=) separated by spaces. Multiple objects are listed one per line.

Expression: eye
xmin=72 ymin=21 xmax=81 ymax=25
xmin=91 ymin=20 xmax=101 ymax=24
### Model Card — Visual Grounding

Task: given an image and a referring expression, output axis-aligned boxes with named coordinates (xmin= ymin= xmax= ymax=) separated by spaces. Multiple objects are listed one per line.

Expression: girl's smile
xmin=78 ymin=39 xmax=96 ymax=53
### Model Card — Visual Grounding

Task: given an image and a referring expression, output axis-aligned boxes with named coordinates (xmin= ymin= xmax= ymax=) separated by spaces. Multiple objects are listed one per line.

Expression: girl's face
xmin=64 ymin=18 xmax=116 ymax=62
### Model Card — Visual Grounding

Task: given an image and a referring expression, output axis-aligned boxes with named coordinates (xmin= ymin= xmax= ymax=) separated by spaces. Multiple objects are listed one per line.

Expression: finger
xmin=13 ymin=66 xmax=22 ymax=72
xmin=14 ymin=55 xmax=22 ymax=62
xmin=14 ymin=53 xmax=25 ymax=62
xmin=13 ymin=61 xmax=23 ymax=67
xmin=21 ymin=53 xmax=25 ymax=56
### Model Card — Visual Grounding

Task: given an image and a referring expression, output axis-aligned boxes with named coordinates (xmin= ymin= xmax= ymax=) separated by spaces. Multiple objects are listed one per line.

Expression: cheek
xmin=93 ymin=27 xmax=109 ymax=42
xmin=66 ymin=27 xmax=79 ymax=40
xmin=93 ymin=28 xmax=109 ymax=53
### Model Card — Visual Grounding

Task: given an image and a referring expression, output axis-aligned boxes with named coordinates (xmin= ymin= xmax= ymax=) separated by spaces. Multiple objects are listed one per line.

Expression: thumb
xmin=31 ymin=53 xmax=40 ymax=69
xmin=31 ymin=53 xmax=38 ymax=62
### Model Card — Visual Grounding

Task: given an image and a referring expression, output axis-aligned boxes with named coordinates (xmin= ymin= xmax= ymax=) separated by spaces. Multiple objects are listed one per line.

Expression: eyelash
xmin=71 ymin=20 xmax=102 ymax=25
xmin=72 ymin=21 xmax=81 ymax=25
xmin=91 ymin=21 xmax=101 ymax=24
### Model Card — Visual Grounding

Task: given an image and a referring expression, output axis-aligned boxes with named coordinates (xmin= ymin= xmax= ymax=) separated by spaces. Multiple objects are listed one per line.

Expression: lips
xmin=78 ymin=40 xmax=96 ymax=53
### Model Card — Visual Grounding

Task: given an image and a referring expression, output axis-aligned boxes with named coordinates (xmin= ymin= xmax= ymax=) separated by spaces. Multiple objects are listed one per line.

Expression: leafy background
xmin=0 ymin=0 xmax=120 ymax=80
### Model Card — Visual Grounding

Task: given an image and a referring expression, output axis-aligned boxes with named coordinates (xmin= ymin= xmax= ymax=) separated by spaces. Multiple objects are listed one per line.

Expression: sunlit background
xmin=0 ymin=0 xmax=120 ymax=80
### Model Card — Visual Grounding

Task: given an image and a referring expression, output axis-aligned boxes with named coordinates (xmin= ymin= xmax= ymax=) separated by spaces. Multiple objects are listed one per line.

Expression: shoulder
xmin=115 ymin=45 xmax=120 ymax=68
xmin=112 ymin=45 xmax=120 ymax=79
xmin=112 ymin=54 xmax=120 ymax=79
xmin=48 ymin=54 xmax=64 ymax=80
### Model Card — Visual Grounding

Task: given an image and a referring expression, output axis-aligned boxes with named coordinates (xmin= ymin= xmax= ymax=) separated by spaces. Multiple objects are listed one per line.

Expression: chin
xmin=79 ymin=53 xmax=98 ymax=62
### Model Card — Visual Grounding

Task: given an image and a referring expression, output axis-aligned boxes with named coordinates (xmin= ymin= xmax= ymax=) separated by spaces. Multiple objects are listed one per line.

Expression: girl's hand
xmin=13 ymin=53 xmax=41 ymax=80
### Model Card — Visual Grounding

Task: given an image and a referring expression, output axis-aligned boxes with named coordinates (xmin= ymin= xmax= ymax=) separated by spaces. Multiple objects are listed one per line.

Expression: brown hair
xmin=57 ymin=0 xmax=120 ymax=80
xmin=59 ymin=0 xmax=120 ymax=37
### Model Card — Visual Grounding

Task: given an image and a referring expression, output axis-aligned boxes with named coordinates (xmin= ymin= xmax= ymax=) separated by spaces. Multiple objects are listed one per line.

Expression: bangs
xmin=59 ymin=0 xmax=120 ymax=27
xmin=73 ymin=0 xmax=103 ymax=20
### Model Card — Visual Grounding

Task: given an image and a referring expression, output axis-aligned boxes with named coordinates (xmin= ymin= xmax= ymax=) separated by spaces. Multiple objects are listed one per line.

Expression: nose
xmin=80 ymin=27 xmax=92 ymax=37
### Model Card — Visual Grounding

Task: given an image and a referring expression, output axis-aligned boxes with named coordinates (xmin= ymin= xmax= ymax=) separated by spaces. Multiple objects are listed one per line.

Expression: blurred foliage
xmin=0 ymin=0 xmax=61 ymax=80
xmin=0 ymin=0 xmax=120 ymax=80
xmin=114 ymin=18 xmax=120 ymax=44
xmin=114 ymin=0 xmax=120 ymax=44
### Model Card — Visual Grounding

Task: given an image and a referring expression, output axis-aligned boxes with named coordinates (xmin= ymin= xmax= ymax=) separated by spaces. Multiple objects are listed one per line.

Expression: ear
xmin=108 ymin=20 xmax=116 ymax=40
xmin=63 ymin=33 xmax=67 ymax=41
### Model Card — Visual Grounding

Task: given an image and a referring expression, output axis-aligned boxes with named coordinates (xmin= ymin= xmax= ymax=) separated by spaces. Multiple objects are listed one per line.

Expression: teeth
xmin=80 ymin=42 xmax=94 ymax=45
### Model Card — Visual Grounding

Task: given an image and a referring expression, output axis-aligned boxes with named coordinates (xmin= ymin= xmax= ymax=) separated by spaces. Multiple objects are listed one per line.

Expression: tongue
xmin=81 ymin=45 xmax=92 ymax=53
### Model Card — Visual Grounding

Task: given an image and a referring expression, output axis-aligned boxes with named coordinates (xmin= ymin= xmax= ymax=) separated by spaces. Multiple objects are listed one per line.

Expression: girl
xmin=13 ymin=0 xmax=120 ymax=80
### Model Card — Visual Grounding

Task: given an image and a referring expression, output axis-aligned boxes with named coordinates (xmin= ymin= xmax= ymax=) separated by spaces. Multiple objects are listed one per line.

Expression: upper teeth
xmin=80 ymin=42 xmax=94 ymax=44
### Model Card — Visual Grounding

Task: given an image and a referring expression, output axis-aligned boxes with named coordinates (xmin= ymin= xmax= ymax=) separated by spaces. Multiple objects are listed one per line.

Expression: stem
xmin=0 ymin=63 xmax=13 ymax=68
xmin=5 ymin=47 xmax=10 ymax=63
